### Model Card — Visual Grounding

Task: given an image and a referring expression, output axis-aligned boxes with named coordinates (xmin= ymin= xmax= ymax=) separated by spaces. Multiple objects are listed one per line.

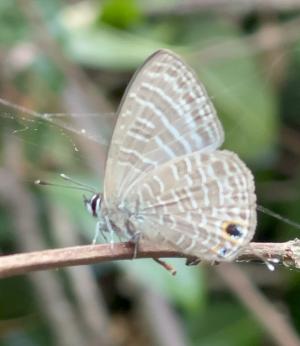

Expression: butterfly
xmin=85 ymin=49 xmax=257 ymax=263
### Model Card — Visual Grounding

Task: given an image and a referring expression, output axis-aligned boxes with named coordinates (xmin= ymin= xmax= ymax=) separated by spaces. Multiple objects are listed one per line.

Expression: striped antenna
xmin=35 ymin=174 xmax=96 ymax=194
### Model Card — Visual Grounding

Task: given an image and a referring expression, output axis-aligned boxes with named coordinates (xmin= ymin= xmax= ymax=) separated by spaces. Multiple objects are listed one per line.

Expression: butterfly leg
xmin=130 ymin=232 xmax=141 ymax=259
xmin=153 ymin=258 xmax=177 ymax=275
xmin=92 ymin=220 xmax=108 ymax=244
xmin=92 ymin=221 xmax=101 ymax=244
xmin=185 ymin=257 xmax=201 ymax=266
xmin=125 ymin=218 xmax=141 ymax=258
xmin=127 ymin=226 xmax=176 ymax=274
xmin=104 ymin=215 xmax=115 ymax=249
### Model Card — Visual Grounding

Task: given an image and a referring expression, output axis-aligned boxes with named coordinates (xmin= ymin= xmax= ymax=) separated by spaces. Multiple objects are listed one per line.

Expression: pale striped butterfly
xmin=84 ymin=49 xmax=257 ymax=263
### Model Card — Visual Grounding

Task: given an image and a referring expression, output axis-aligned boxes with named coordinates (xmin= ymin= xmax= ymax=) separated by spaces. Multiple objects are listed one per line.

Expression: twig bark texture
xmin=0 ymin=239 xmax=299 ymax=278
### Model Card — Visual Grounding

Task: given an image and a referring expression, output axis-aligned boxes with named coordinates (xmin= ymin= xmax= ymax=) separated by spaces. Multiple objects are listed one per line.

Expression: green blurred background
xmin=0 ymin=0 xmax=300 ymax=345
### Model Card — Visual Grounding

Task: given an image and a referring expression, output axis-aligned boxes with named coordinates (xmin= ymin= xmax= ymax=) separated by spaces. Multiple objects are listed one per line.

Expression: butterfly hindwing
xmin=126 ymin=150 xmax=256 ymax=261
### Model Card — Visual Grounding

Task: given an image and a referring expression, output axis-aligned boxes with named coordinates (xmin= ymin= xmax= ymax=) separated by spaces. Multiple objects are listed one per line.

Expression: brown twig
xmin=0 ymin=239 xmax=299 ymax=279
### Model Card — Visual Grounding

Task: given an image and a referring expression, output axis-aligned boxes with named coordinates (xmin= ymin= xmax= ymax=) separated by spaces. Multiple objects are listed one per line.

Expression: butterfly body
xmin=86 ymin=49 xmax=257 ymax=262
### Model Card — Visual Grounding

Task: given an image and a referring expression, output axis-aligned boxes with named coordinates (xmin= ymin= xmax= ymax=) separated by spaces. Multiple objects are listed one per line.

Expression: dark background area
xmin=0 ymin=1 xmax=300 ymax=345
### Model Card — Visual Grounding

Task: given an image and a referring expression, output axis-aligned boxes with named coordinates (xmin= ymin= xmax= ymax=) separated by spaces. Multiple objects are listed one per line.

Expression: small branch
xmin=237 ymin=240 xmax=300 ymax=268
xmin=0 ymin=239 xmax=299 ymax=278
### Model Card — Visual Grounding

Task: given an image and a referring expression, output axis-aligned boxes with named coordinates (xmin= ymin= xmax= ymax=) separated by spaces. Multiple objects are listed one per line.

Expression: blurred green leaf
xmin=0 ymin=277 xmax=33 ymax=319
xmin=281 ymin=40 xmax=300 ymax=126
xmin=58 ymin=1 xmax=177 ymax=70
xmin=61 ymin=23 xmax=175 ymax=70
xmin=100 ymin=0 xmax=142 ymax=29
xmin=187 ymin=19 xmax=278 ymax=162
xmin=191 ymin=301 xmax=262 ymax=346
xmin=0 ymin=0 xmax=27 ymax=46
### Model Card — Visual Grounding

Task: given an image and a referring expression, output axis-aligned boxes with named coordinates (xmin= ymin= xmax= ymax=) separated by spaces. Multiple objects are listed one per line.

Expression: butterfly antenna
xmin=257 ymin=204 xmax=300 ymax=230
xmin=59 ymin=174 xmax=97 ymax=192
xmin=35 ymin=174 xmax=97 ymax=194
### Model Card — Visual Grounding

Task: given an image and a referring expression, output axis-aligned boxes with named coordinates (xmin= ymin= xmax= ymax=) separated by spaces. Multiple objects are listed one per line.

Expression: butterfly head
xmin=84 ymin=193 xmax=102 ymax=218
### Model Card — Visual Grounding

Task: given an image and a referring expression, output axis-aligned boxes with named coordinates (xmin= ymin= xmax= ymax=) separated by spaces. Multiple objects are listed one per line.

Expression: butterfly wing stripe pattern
xmin=101 ymin=49 xmax=256 ymax=262
xmin=126 ymin=150 xmax=256 ymax=261
xmin=104 ymin=50 xmax=224 ymax=204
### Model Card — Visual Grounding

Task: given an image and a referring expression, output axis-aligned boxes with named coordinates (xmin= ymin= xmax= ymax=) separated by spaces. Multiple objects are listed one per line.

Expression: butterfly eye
xmin=224 ymin=223 xmax=243 ymax=239
xmin=84 ymin=193 xmax=101 ymax=218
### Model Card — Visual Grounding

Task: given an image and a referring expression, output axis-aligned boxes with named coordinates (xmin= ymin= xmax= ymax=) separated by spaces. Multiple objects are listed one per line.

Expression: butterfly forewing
xmin=104 ymin=50 xmax=224 ymax=204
